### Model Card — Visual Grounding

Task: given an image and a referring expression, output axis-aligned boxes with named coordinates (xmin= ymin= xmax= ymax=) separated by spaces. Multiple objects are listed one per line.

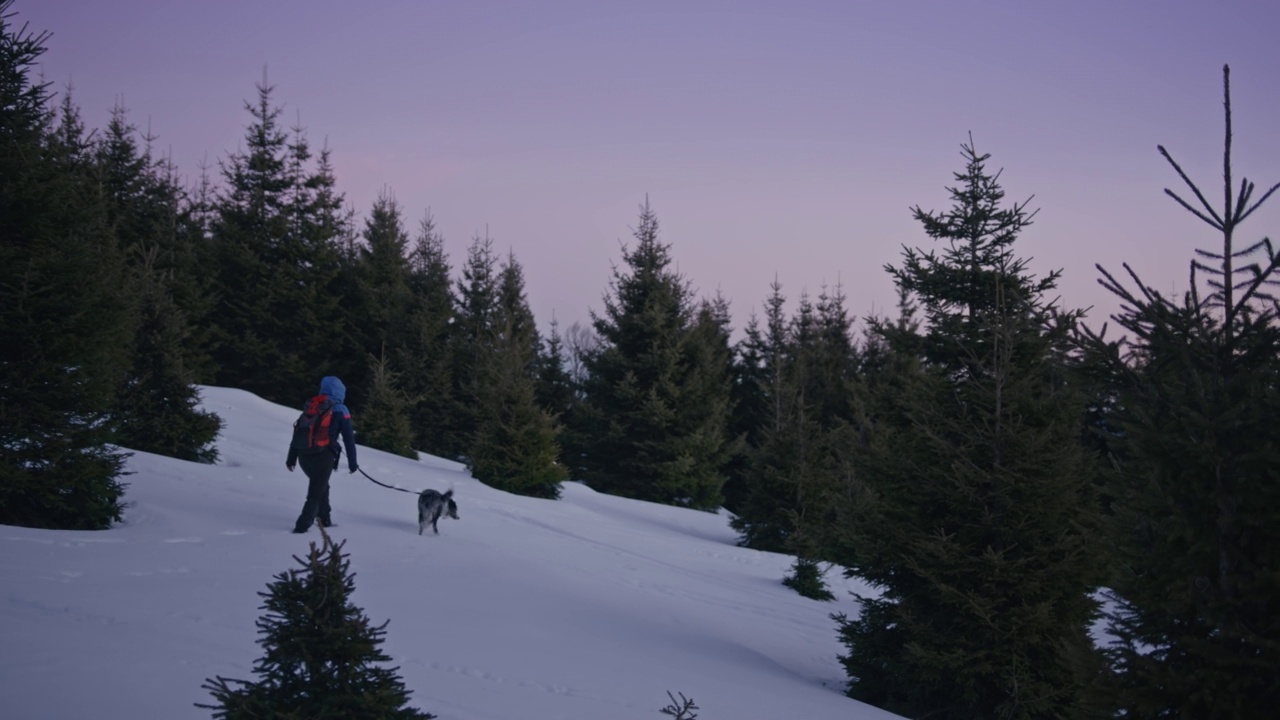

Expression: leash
xmin=358 ymin=467 xmax=419 ymax=495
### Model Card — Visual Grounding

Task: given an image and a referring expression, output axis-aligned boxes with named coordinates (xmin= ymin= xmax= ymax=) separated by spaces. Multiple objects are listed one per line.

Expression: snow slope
xmin=1 ymin=386 xmax=900 ymax=720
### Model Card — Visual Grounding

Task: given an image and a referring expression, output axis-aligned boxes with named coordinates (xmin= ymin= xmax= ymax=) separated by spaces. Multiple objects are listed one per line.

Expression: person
xmin=286 ymin=375 xmax=358 ymax=533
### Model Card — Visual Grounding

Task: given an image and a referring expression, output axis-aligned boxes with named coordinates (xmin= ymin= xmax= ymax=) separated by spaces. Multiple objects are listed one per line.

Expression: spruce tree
xmin=0 ymin=4 xmax=131 ymax=529
xmin=790 ymin=283 xmax=859 ymax=563
xmin=732 ymin=282 xmax=856 ymax=562
xmin=834 ymin=138 xmax=1102 ymax=720
xmin=332 ymin=188 xmax=416 ymax=419
xmin=207 ymin=77 xmax=294 ymax=402
xmin=811 ymin=283 xmax=858 ymax=426
xmin=721 ymin=317 xmax=764 ymax=515
xmin=398 ymin=212 xmax=455 ymax=457
xmin=354 ymin=189 xmax=414 ymax=361
xmin=290 ymin=140 xmax=350 ymax=392
xmin=469 ymin=323 xmax=568 ymax=499
xmin=469 ymin=253 xmax=566 ymax=498
xmin=1083 ymin=66 xmax=1280 ymax=719
xmin=208 ymin=78 xmax=344 ymax=405
xmin=535 ymin=316 xmax=575 ymax=423
xmin=673 ymin=295 xmax=735 ymax=510
xmin=447 ymin=232 xmax=500 ymax=459
xmin=96 ymin=103 xmax=222 ymax=462
xmin=782 ymin=556 xmax=835 ymax=601
xmin=180 ymin=159 xmax=222 ymax=382
xmin=113 ymin=247 xmax=224 ymax=462
xmin=727 ymin=280 xmax=789 ymax=531
xmin=98 ymin=102 xmax=151 ymax=240
xmin=358 ymin=348 xmax=416 ymax=459
xmin=575 ymin=200 xmax=730 ymax=509
xmin=200 ymin=529 xmax=435 ymax=719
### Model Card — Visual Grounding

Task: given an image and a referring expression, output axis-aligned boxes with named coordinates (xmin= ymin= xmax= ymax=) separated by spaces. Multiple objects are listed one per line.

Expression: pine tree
xmin=199 ymin=529 xmax=435 ymax=719
xmin=354 ymin=189 xmax=414 ymax=359
xmin=535 ymin=316 xmax=575 ymax=422
xmin=358 ymin=348 xmax=416 ymax=459
xmin=333 ymin=188 xmax=417 ymax=421
xmin=180 ymin=159 xmax=222 ymax=383
xmin=731 ymin=282 xmax=856 ymax=560
xmin=660 ymin=691 xmax=700 ymax=719
xmin=782 ymin=556 xmax=835 ymax=601
xmin=721 ymin=320 xmax=763 ymax=515
xmin=575 ymin=200 xmax=730 ymax=509
xmin=398 ymin=212 xmax=454 ymax=457
xmin=469 ymin=327 xmax=568 ymax=499
xmin=727 ymin=280 xmax=789 ymax=532
xmin=113 ymin=246 xmax=224 ymax=462
xmin=834 ymin=138 xmax=1102 ymax=720
xmin=447 ymin=232 xmax=500 ymax=459
xmin=207 ymin=76 xmax=295 ymax=402
xmin=884 ymin=134 xmax=1060 ymax=374
xmin=469 ymin=253 xmax=566 ymax=499
xmin=96 ymin=103 xmax=222 ymax=462
xmin=811 ymin=282 xmax=858 ymax=426
xmin=208 ymin=77 xmax=344 ymax=406
xmin=289 ymin=139 xmax=350 ymax=393
xmin=790 ymin=283 xmax=858 ymax=562
xmin=0 ymin=5 xmax=131 ymax=529
xmin=673 ymin=295 xmax=735 ymax=510
xmin=1083 ymin=66 xmax=1280 ymax=719
xmin=495 ymin=250 xmax=539 ymax=362
xmin=98 ymin=102 xmax=152 ymax=241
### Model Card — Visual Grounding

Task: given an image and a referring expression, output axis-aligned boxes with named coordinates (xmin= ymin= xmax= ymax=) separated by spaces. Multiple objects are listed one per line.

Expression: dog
xmin=418 ymin=488 xmax=459 ymax=535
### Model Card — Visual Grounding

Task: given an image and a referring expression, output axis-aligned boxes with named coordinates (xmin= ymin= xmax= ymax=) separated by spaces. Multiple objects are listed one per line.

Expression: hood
xmin=319 ymin=376 xmax=346 ymax=404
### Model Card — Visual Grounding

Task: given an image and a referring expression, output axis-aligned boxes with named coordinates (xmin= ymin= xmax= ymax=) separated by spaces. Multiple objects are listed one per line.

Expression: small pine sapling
xmin=660 ymin=690 xmax=700 ymax=719
xmin=782 ymin=556 xmax=836 ymax=601
xmin=198 ymin=527 xmax=434 ymax=719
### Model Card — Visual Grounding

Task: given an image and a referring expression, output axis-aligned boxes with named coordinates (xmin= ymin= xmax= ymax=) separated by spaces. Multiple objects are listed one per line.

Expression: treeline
xmin=3 ymin=4 xmax=1277 ymax=718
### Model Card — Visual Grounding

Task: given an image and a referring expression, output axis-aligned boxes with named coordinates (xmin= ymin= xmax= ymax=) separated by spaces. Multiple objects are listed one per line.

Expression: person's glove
xmin=349 ymin=464 xmax=359 ymax=475
xmin=332 ymin=455 xmax=339 ymax=471
xmin=286 ymin=462 xmax=295 ymax=472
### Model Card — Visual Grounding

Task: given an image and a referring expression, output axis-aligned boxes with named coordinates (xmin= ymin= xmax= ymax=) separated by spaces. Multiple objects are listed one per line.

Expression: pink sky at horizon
xmin=22 ymin=0 xmax=1280 ymax=339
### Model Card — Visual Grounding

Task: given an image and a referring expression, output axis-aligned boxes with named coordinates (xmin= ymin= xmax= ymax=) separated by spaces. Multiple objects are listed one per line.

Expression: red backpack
xmin=291 ymin=395 xmax=336 ymax=454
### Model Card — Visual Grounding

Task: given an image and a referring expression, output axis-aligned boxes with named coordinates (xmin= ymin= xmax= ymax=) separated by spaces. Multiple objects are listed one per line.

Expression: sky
xmin=1 ymin=385 xmax=907 ymax=720
xmin=19 ymin=0 xmax=1280 ymax=336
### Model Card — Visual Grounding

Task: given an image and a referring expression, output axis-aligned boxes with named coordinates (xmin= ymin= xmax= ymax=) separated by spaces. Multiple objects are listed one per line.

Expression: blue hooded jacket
xmin=286 ymin=376 xmax=358 ymax=472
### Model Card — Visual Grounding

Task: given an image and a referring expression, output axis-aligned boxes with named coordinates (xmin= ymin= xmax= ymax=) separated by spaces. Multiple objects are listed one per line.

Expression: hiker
xmin=286 ymin=375 xmax=359 ymax=533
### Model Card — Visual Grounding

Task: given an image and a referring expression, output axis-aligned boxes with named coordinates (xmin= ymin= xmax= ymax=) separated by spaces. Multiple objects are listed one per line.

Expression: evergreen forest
xmin=2 ymin=3 xmax=1276 ymax=717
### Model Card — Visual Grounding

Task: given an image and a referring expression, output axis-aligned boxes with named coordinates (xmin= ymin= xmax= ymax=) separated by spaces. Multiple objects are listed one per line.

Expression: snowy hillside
xmin=0 ymin=386 xmax=900 ymax=720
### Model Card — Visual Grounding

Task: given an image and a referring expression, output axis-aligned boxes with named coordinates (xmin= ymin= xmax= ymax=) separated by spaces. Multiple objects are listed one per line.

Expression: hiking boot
xmin=320 ymin=518 xmax=334 ymax=527
xmin=292 ymin=526 xmax=308 ymax=534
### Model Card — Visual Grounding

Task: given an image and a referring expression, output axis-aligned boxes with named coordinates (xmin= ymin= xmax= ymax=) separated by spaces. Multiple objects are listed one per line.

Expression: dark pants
xmin=293 ymin=452 xmax=335 ymax=532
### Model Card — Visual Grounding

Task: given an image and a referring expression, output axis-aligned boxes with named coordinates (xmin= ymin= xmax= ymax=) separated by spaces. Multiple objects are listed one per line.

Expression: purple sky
xmin=24 ymin=0 xmax=1280 ymax=337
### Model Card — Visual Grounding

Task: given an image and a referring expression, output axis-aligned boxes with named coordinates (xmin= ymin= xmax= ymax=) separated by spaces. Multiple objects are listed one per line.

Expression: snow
xmin=1 ymin=386 xmax=901 ymax=720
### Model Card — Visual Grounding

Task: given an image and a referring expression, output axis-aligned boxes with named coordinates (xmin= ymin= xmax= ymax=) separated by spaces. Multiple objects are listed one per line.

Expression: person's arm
xmin=286 ymin=445 xmax=299 ymax=470
xmin=339 ymin=409 xmax=358 ymax=472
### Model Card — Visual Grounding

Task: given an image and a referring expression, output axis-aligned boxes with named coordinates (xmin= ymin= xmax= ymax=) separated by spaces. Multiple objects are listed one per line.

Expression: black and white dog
xmin=418 ymin=488 xmax=459 ymax=535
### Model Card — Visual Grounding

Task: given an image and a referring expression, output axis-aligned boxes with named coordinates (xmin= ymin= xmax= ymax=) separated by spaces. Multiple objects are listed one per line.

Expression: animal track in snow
xmin=59 ymin=537 xmax=126 ymax=547
xmin=3 ymin=536 xmax=54 ymax=545
xmin=37 ymin=570 xmax=82 ymax=583
xmin=425 ymin=662 xmax=595 ymax=699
